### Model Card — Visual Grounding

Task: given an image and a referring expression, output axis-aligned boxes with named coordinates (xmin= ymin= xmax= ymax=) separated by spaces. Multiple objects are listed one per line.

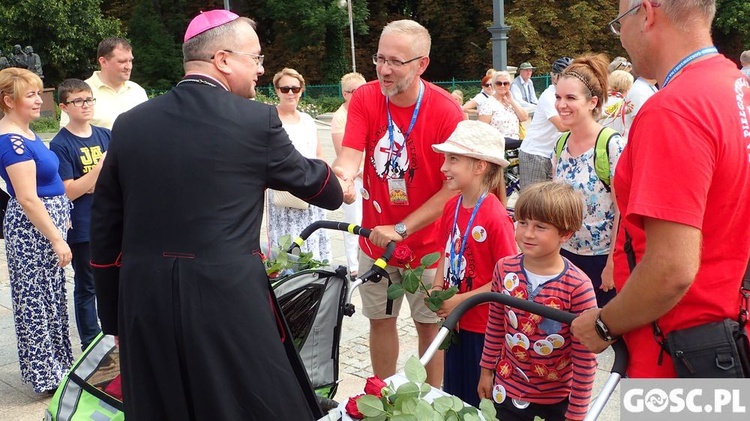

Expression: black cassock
xmin=90 ymin=76 xmax=342 ymax=421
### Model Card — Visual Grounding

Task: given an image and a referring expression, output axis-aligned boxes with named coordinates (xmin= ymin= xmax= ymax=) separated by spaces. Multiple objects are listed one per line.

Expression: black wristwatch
xmin=594 ymin=314 xmax=619 ymax=342
xmin=394 ymin=222 xmax=408 ymax=239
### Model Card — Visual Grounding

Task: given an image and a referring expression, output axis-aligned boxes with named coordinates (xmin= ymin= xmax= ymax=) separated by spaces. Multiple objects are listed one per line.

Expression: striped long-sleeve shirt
xmin=480 ymin=254 xmax=597 ymax=420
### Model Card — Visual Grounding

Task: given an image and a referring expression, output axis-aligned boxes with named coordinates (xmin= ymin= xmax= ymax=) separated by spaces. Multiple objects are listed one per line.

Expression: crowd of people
xmin=0 ymin=1 xmax=748 ymax=420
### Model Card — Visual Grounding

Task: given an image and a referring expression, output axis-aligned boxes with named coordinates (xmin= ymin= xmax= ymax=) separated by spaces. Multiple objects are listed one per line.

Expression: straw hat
xmin=432 ymin=121 xmax=510 ymax=167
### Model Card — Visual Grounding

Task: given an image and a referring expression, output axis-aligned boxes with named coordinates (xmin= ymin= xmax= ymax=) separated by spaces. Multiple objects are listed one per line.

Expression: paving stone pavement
xmin=0 ymin=121 xmax=621 ymax=420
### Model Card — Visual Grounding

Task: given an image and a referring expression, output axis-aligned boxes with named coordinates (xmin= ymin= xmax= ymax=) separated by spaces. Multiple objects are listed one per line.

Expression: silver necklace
xmin=177 ymin=78 xmax=217 ymax=88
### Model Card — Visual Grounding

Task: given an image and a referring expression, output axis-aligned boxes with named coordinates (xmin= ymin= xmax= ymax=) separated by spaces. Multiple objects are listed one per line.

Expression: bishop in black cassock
xmin=90 ymin=10 xmax=344 ymax=420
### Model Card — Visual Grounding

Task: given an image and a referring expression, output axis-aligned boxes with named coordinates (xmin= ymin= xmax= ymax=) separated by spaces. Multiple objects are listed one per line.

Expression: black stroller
xmin=270 ymin=221 xmax=396 ymax=401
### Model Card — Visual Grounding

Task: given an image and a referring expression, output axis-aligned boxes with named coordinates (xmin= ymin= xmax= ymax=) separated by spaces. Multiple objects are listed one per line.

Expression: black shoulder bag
xmin=0 ymin=187 xmax=9 ymax=239
xmin=624 ymin=230 xmax=750 ymax=378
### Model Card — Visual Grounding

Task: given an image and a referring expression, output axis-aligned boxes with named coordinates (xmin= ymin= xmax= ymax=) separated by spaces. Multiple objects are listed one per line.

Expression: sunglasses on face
xmin=483 ymin=83 xmax=492 ymax=88
xmin=495 ymin=81 xmax=510 ymax=86
xmin=278 ymin=86 xmax=301 ymax=94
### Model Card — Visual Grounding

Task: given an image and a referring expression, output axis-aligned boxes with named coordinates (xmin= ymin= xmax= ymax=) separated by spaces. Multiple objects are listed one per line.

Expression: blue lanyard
xmin=448 ymin=192 xmax=487 ymax=285
xmin=662 ymin=47 xmax=717 ymax=88
xmin=386 ymin=80 xmax=424 ymax=174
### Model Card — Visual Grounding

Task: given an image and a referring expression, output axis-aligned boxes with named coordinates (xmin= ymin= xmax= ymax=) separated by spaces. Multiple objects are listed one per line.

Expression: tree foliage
xmin=257 ymin=0 xmax=369 ymax=84
xmin=713 ymin=0 xmax=750 ymax=65
xmin=2 ymin=0 xmax=746 ymax=90
xmin=127 ymin=0 xmax=183 ymax=90
xmin=0 ymin=0 xmax=121 ymax=84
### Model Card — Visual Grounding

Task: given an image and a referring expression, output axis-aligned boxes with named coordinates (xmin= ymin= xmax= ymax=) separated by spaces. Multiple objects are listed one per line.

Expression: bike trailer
xmin=45 ymin=334 xmax=123 ymax=421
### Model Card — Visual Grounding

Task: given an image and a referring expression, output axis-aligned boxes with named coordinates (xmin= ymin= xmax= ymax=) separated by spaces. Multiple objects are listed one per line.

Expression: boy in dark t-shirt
xmin=50 ymin=79 xmax=110 ymax=350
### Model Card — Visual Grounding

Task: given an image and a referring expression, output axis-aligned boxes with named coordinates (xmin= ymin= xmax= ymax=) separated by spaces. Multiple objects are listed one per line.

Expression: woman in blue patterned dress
xmin=0 ymin=68 xmax=73 ymax=394
xmin=266 ymin=68 xmax=330 ymax=261
xmin=551 ymin=55 xmax=626 ymax=307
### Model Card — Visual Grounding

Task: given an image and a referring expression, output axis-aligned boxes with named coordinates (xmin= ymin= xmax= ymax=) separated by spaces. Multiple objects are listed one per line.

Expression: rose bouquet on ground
xmin=345 ymin=356 xmax=499 ymax=420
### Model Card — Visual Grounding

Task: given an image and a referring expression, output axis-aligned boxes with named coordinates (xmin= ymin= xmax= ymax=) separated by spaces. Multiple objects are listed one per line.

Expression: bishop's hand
xmin=334 ymin=166 xmax=356 ymax=204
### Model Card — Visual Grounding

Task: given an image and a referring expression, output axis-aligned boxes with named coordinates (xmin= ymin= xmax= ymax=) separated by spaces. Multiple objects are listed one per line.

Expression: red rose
xmin=345 ymin=394 xmax=365 ymax=419
xmin=363 ymin=375 xmax=387 ymax=398
xmin=393 ymin=243 xmax=415 ymax=265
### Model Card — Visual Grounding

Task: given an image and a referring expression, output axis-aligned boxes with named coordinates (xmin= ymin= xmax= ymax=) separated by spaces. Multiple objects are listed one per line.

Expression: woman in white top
xmin=267 ymin=68 xmax=330 ymax=261
xmin=461 ymin=75 xmax=494 ymax=117
xmin=477 ymin=71 xmax=528 ymax=141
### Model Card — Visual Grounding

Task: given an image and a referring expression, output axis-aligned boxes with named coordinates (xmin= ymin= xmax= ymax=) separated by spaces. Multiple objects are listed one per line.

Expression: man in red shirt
xmin=571 ymin=0 xmax=750 ymax=377
xmin=333 ymin=19 xmax=464 ymax=386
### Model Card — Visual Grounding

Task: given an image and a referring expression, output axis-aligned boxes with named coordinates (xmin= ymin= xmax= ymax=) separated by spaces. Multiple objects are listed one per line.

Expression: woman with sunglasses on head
xmin=461 ymin=74 xmax=494 ymax=118
xmin=266 ymin=67 xmax=331 ymax=261
xmin=478 ymin=71 xmax=528 ymax=145
xmin=552 ymin=54 xmax=626 ymax=308
xmin=0 ymin=68 xmax=73 ymax=395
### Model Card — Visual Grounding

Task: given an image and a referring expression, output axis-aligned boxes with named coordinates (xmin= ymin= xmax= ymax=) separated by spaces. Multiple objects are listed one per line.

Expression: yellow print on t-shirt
xmin=80 ymin=146 xmax=103 ymax=174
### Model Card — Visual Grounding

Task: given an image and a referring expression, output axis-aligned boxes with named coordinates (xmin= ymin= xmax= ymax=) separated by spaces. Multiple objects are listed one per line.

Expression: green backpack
xmin=554 ymin=127 xmax=619 ymax=191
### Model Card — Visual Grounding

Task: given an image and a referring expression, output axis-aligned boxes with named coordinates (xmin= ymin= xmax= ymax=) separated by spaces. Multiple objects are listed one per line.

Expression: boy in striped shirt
xmin=478 ymin=181 xmax=597 ymax=420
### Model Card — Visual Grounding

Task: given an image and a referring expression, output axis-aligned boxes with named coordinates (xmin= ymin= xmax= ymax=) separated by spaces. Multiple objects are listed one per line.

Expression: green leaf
xmin=462 ymin=413 xmax=481 ymax=421
xmin=431 ymin=396 xmax=454 ymax=414
xmin=420 ymin=252 xmax=441 ymax=268
xmin=450 ymin=396 xmax=465 ymax=412
xmin=363 ymin=414 xmax=387 ymax=421
xmin=419 ymin=382 xmax=432 ymax=398
xmin=279 ymin=234 xmax=292 ymax=250
xmin=426 ymin=294 xmax=443 ymax=312
xmin=404 ymin=356 xmax=427 ymax=384
xmin=412 ymin=266 xmax=425 ymax=280
xmin=445 ymin=412 xmax=460 ymax=421
xmin=439 ymin=330 xmax=457 ymax=351
xmin=479 ymin=398 xmax=499 ymax=421
xmin=403 ymin=271 xmax=420 ymax=294
xmin=457 ymin=406 xmax=479 ymax=417
xmin=399 ymin=396 xmax=417 ymax=414
xmin=415 ymin=399 xmax=436 ymax=421
xmin=387 ymin=283 xmax=406 ymax=300
xmin=440 ymin=286 xmax=459 ymax=300
xmin=395 ymin=382 xmax=420 ymax=400
xmin=357 ymin=395 xmax=385 ymax=417
xmin=390 ymin=415 xmax=418 ymax=421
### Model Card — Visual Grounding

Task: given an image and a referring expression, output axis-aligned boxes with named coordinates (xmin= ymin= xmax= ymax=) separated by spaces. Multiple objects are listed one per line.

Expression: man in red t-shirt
xmin=334 ymin=19 xmax=464 ymax=387
xmin=572 ymin=0 xmax=750 ymax=377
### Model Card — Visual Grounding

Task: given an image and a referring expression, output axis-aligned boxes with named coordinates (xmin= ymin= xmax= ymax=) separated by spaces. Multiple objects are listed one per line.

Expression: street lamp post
xmin=338 ymin=0 xmax=356 ymax=72
xmin=488 ymin=0 xmax=510 ymax=70
xmin=347 ymin=0 xmax=356 ymax=72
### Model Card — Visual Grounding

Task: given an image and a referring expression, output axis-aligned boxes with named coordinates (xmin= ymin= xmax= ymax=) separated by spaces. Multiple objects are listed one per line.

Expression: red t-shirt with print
xmin=343 ymin=79 xmax=465 ymax=264
xmin=437 ymin=193 xmax=517 ymax=332
xmin=612 ymin=55 xmax=750 ymax=377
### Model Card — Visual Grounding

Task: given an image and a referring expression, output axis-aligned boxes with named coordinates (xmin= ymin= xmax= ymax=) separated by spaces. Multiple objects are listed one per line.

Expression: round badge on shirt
xmin=503 ymin=273 xmax=520 ymax=290
xmin=492 ymin=384 xmax=507 ymax=404
xmin=533 ymin=339 xmax=554 ymax=356
xmin=472 ymin=226 xmax=487 ymax=242
xmin=507 ymin=310 xmax=518 ymax=329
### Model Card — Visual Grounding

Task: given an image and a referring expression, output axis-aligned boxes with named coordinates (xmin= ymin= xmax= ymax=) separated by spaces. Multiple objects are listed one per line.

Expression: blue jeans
xmin=71 ymin=242 xmax=101 ymax=349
